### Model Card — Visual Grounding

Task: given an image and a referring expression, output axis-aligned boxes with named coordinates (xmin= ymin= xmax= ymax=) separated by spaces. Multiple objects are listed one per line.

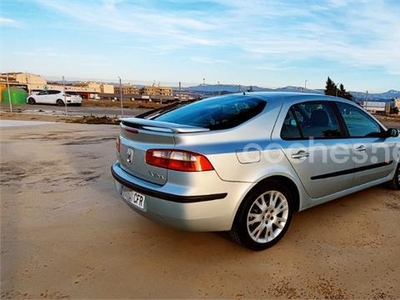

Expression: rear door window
xmin=281 ymin=101 xmax=344 ymax=139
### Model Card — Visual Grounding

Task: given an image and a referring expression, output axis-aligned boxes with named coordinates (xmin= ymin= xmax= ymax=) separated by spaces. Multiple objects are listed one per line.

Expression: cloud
xmin=31 ymin=0 xmax=400 ymax=76
xmin=189 ymin=56 xmax=229 ymax=64
xmin=0 ymin=17 xmax=25 ymax=29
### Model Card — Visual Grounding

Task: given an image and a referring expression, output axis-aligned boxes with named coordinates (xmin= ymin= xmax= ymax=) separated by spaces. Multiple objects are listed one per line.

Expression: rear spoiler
xmin=120 ymin=117 xmax=210 ymax=133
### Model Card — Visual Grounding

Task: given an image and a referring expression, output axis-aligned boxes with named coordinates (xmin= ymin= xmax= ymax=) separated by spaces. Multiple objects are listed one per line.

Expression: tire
xmin=230 ymin=180 xmax=293 ymax=251
xmin=56 ymin=99 xmax=64 ymax=106
xmin=387 ymin=163 xmax=400 ymax=190
xmin=27 ymin=97 xmax=36 ymax=105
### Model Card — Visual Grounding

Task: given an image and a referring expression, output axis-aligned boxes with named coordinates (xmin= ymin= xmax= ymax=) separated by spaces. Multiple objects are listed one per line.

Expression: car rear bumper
xmin=111 ymin=162 xmax=248 ymax=231
xmin=66 ymin=98 xmax=82 ymax=104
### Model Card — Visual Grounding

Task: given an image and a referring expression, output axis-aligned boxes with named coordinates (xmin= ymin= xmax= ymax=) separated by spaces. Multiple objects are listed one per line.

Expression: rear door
xmin=278 ymin=101 xmax=355 ymax=198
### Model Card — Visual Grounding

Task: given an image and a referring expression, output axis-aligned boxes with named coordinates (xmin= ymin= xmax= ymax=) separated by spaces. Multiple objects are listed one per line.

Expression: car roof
xmin=245 ymin=91 xmax=335 ymax=100
xmin=240 ymin=91 xmax=353 ymax=106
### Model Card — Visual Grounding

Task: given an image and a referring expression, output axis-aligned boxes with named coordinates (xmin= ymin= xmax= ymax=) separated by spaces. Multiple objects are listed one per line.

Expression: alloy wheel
xmin=246 ymin=190 xmax=289 ymax=243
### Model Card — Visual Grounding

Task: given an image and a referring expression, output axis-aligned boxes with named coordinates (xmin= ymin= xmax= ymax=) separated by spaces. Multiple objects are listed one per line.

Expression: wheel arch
xmin=230 ymin=175 xmax=300 ymax=250
xmin=234 ymin=175 xmax=300 ymax=225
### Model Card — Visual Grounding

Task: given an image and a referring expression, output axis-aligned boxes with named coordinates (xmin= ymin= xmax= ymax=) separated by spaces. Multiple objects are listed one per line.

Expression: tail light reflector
xmin=146 ymin=149 xmax=214 ymax=172
xmin=116 ymin=137 xmax=121 ymax=153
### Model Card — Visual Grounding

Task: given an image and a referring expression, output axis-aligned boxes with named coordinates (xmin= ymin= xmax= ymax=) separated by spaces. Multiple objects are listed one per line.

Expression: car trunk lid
xmin=118 ymin=118 xmax=209 ymax=185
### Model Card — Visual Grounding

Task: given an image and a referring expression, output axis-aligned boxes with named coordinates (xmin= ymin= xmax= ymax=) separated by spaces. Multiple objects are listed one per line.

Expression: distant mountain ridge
xmin=177 ymin=84 xmax=400 ymax=101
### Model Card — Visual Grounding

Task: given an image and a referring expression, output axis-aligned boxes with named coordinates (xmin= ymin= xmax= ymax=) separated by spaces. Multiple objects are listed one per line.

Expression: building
xmin=142 ymin=84 xmax=173 ymax=97
xmin=115 ymin=84 xmax=139 ymax=95
xmin=394 ymin=97 xmax=400 ymax=114
xmin=0 ymin=72 xmax=47 ymax=93
xmin=0 ymin=72 xmax=116 ymax=99
xmin=0 ymin=72 xmax=177 ymax=102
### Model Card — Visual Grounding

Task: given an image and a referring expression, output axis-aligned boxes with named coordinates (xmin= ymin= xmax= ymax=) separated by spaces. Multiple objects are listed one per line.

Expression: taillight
xmin=146 ymin=149 xmax=214 ymax=172
xmin=116 ymin=137 xmax=120 ymax=153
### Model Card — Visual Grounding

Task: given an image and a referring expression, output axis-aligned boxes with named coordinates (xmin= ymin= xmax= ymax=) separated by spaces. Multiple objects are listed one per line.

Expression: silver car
xmin=111 ymin=92 xmax=400 ymax=250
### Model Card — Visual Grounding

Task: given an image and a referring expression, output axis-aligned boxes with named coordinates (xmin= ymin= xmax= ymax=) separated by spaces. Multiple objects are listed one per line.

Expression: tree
xmin=324 ymin=77 xmax=353 ymax=101
xmin=325 ymin=77 xmax=336 ymax=96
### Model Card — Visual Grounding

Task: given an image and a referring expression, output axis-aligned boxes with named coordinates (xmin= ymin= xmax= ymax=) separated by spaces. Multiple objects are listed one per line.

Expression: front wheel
xmin=27 ymin=97 xmax=36 ymax=105
xmin=56 ymin=99 xmax=65 ymax=106
xmin=387 ymin=163 xmax=400 ymax=190
xmin=230 ymin=180 xmax=293 ymax=251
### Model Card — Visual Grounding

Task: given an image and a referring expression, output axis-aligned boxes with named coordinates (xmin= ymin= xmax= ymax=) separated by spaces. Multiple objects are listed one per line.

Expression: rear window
xmin=154 ymin=95 xmax=266 ymax=130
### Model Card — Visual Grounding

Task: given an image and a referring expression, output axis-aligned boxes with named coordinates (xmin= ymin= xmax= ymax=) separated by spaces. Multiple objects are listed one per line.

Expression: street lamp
xmin=62 ymin=75 xmax=68 ymax=115
xmin=119 ymin=76 xmax=124 ymax=116
xmin=203 ymin=78 xmax=205 ymax=97
xmin=5 ymin=73 xmax=13 ymax=113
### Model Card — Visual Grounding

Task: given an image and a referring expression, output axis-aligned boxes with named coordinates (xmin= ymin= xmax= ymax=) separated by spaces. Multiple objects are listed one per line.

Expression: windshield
xmin=154 ymin=95 xmax=266 ymax=130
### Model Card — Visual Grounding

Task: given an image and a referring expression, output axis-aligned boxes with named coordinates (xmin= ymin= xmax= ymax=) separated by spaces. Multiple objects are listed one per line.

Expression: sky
xmin=1 ymin=0 xmax=399 ymax=93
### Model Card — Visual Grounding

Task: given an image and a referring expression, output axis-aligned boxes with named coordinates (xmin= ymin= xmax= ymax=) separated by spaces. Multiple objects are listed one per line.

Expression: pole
xmin=178 ymin=81 xmax=181 ymax=101
xmin=304 ymin=80 xmax=307 ymax=92
xmin=6 ymin=73 xmax=13 ymax=112
xmin=63 ymin=76 xmax=68 ymax=115
xmin=203 ymin=78 xmax=205 ymax=98
xmin=119 ymin=77 xmax=124 ymax=117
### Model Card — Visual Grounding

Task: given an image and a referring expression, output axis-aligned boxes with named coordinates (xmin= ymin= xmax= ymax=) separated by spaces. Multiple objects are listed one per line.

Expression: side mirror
xmin=385 ymin=128 xmax=399 ymax=138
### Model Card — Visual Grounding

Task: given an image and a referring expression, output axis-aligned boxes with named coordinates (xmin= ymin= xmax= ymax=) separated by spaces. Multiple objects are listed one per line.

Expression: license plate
xmin=122 ymin=190 xmax=146 ymax=210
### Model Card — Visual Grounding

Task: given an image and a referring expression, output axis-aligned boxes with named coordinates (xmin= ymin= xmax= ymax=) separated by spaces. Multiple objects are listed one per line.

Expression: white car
xmin=27 ymin=90 xmax=83 ymax=106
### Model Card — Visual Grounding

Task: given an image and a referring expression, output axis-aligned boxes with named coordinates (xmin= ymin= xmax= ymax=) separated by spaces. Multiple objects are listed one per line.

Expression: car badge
xmin=126 ymin=148 xmax=134 ymax=164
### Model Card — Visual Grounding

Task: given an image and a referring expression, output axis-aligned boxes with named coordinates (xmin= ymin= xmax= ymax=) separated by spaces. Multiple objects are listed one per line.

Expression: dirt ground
xmin=1 ymin=113 xmax=400 ymax=299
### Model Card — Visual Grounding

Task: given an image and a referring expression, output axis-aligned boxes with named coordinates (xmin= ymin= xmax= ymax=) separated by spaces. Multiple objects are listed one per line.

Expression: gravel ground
xmin=1 ymin=110 xmax=399 ymax=299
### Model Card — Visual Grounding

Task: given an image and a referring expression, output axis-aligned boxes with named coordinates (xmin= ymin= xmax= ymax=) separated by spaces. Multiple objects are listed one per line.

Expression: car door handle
xmin=291 ymin=151 xmax=309 ymax=159
xmin=355 ymin=145 xmax=367 ymax=152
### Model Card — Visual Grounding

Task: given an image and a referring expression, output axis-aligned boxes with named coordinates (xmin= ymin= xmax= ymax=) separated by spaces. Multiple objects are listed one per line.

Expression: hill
xmin=177 ymin=84 xmax=400 ymax=101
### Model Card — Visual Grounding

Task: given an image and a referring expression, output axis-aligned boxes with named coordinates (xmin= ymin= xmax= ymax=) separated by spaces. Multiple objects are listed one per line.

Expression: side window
xmin=281 ymin=102 xmax=344 ymax=139
xmin=280 ymin=109 xmax=302 ymax=139
xmin=337 ymin=102 xmax=382 ymax=137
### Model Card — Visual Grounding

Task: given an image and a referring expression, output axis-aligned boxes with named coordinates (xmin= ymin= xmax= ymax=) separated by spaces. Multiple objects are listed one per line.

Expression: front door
xmin=336 ymin=102 xmax=397 ymax=186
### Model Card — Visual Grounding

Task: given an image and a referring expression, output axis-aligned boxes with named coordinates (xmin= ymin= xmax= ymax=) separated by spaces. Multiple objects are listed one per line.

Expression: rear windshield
xmin=154 ymin=95 xmax=266 ymax=130
xmin=66 ymin=92 xmax=79 ymax=96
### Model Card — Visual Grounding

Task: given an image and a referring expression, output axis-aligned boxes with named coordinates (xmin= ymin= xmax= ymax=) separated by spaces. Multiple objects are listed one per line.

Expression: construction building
xmin=0 ymin=72 xmax=175 ymax=102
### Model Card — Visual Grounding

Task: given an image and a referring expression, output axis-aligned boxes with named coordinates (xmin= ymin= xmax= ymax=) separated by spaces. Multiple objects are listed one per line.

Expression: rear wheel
xmin=56 ymin=99 xmax=64 ymax=106
xmin=230 ymin=180 xmax=293 ymax=251
xmin=387 ymin=163 xmax=400 ymax=190
xmin=27 ymin=97 xmax=36 ymax=105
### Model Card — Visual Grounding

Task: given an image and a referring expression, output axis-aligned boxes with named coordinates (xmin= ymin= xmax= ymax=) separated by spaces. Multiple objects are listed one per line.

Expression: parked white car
xmin=27 ymin=90 xmax=83 ymax=106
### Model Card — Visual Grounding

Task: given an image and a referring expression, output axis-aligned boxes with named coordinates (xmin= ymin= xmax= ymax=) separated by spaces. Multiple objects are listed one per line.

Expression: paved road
xmin=0 ymin=120 xmax=55 ymax=127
